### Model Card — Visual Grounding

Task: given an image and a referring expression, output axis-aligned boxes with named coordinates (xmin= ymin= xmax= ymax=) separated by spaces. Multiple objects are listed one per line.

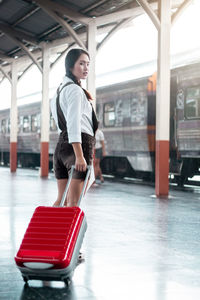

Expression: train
xmin=0 ymin=61 xmax=200 ymax=184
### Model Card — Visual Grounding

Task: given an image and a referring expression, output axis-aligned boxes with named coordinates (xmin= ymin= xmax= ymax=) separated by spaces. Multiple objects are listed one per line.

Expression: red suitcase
xmin=15 ymin=166 xmax=91 ymax=285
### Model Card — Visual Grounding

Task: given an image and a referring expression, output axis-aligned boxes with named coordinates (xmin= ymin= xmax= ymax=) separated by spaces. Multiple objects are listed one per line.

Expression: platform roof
xmin=0 ymin=0 xmax=189 ymax=81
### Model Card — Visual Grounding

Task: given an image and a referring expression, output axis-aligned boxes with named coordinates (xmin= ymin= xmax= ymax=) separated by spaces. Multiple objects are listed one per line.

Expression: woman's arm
xmin=61 ymin=85 xmax=82 ymax=143
xmin=72 ymin=142 xmax=87 ymax=171
xmin=100 ymin=140 xmax=106 ymax=156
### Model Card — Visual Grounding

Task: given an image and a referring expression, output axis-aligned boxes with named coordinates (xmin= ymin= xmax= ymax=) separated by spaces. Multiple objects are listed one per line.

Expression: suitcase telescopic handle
xmin=59 ymin=165 xmax=91 ymax=207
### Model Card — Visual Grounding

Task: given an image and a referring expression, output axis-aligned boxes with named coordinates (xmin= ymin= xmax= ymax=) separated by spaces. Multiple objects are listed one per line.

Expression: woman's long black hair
xmin=65 ymin=48 xmax=92 ymax=100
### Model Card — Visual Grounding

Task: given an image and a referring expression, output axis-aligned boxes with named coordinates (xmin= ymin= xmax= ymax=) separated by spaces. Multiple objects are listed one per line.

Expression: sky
xmin=0 ymin=0 xmax=200 ymax=110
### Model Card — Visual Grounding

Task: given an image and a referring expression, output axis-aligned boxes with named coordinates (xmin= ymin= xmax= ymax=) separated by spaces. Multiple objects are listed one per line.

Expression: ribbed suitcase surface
xmin=15 ymin=206 xmax=84 ymax=269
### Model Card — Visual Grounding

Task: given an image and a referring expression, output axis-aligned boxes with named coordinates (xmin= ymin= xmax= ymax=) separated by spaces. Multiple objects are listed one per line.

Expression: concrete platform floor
xmin=0 ymin=167 xmax=200 ymax=300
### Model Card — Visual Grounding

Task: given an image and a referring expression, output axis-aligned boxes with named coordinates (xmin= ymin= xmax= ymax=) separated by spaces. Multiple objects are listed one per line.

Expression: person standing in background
xmin=94 ymin=126 xmax=106 ymax=183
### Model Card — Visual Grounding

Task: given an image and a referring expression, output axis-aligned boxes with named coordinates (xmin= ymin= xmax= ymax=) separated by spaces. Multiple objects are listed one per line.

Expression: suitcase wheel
xmin=64 ymin=278 xmax=71 ymax=287
xmin=22 ymin=276 xmax=28 ymax=284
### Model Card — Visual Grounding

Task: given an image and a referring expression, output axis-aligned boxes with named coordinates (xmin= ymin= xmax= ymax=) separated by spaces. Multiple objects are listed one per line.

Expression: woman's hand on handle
xmin=75 ymin=156 xmax=87 ymax=172
xmin=72 ymin=142 xmax=87 ymax=172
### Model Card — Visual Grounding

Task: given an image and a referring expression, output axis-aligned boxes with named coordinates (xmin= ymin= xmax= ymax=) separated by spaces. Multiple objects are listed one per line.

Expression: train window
xmin=96 ymin=103 xmax=103 ymax=126
xmin=31 ymin=115 xmax=38 ymax=132
xmin=96 ymin=103 xmax=100 ymax=120
xmin=185 ymin=87 xmax=200 ymax=119
xmin=50 ymin=114 xmax=57 ymax=131
xmin=115 ymin=99 xmax=123 ymax=127
xmin=130 ymin=93 xmax=147 ymax=125
xmin=1 ymin=119 xmax=7 ymax=134
xmin=18 ymin=116 xmax=24 ymax=133
xmin=23 ymin=116 xmax=30 ymax=132
xmin=104 ymin=102 xmax=115 ymax=127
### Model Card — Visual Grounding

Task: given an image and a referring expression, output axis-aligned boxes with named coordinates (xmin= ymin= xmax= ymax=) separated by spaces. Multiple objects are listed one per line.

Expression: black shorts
xmin=53 ymin=131 xmax=95 ymax=180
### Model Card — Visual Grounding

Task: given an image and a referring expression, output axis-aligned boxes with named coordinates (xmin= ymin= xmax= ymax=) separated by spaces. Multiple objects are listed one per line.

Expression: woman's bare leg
xmin=67 ymin=179 xmax=84 ymax=207
xmin=53 ymin=178 xmax=85 ymax=207
xmin=95 ymin=158 xmax=103 ymax=182
xmin=94 ymin=158 xmax=100 ymax=179
xmin=53 ymin=178 xmax=68 ymax=207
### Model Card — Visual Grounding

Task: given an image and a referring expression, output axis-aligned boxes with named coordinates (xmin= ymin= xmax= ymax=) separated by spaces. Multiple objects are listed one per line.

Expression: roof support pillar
xmin=87 ymin=20 xmax=97 ymax=109
xmin=155 ymin=0 xmax=171 ymax=197
xmin=40 ymin=44 xmax=50 ymax=177
xmin=10 ymin=61 xmax=18 ymax=172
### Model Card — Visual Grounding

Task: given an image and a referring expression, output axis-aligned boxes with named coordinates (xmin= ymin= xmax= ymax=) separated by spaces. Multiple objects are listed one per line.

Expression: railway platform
xmin=0 ymin=167 xmax=200 ymax=300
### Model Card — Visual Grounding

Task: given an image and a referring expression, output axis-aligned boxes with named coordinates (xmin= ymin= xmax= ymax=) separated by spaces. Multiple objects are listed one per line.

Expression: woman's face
xmin=71 ymin=53 xmax=90 ymax=81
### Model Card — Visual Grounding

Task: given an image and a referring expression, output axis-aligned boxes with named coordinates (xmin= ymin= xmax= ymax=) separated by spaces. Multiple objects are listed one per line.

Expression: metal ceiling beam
xmin=97 ymin=17 xmax=135 ymax=52
xmin=38 ymin=24 xmax=60 ymax=40
xmin=50 ymin=43 xmax=74 ymax=70
xmin=13 ymin=7 xmax=40 ymax=26
xmin=44 ymin=23 xmax=114 ymax=49
xmin=0 ymin=23 xmax=116 ymax=77
xmin=95 ymin=1 xmax=183 ymax=26
xmin=0 ymin=52 xmax=14 ymax=62
xmin=0 ymin=29 xmax=42 ymax=72
xmin=136 ymin=0 xmax=160 ymax=30
xmin=18 ymin=63 xmax=34 ymax=82
xmin=15 ymin=41 xmax=42 ymax=73
xmin=0 ymin=65 xmax=11 ymax=83
xmin=34 ymin=0 xmax=86 ymax=49
xmin=0 ymin=76 xmax=5 ymax=84
xmin=171 ymin=0 xmax=193 ymax=25
xmin=81 ymin=0 xmax=108 ymax=13
xmin=0 ymin=22 xmax=38 ymax=46
xmin=95 ymin=3 xmax=157 ymax=26
xmin=35 ymin=0 xmax=90 ymax=25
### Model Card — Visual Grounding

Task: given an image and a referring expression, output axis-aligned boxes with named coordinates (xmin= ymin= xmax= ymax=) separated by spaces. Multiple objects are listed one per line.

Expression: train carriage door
xmin=170 ymin=74 xmax=178 ymax=152
xmin=147 ymin=73 xmax=156 ymax=127
xmin=147 ymin=73 xmax=156 ymax=170
xmin=169 ymin=73 xmax=183 ymax=177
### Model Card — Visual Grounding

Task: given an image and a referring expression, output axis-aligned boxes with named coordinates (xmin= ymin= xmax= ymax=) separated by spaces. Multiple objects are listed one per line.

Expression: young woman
xmin=51 ymin=48 xmax=98 ymax=207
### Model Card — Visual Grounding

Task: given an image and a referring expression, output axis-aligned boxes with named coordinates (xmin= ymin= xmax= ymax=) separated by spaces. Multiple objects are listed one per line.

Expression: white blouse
xmin=95 ymin=129 xmax=105 ymax=149
xmin=50 ymin=76 xmax=94 ymax=144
